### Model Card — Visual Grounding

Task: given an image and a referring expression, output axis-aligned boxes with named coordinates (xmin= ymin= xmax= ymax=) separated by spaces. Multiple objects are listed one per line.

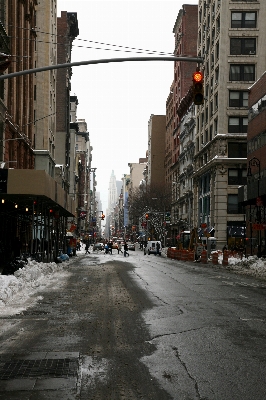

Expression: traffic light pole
xmin=0 ymin=56 xmax=203 ymax=81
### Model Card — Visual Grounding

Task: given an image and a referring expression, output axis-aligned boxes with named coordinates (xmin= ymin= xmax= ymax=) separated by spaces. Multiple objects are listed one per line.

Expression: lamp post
xmin=247 ymin=157 xmax=261 ymax=257
xmin=89 ymin=168 xmax=97 ymax=243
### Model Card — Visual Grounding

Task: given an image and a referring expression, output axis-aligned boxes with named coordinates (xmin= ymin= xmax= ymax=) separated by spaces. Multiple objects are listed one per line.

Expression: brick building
xmin=4 ymin=0 xmax=36 ymax=169
xmin=239 ymin=71 xmax=266 ymax=256
xmin=193 ymin=0 xmax=266 ymax=250
xmin=0 ymin=3 xmax=77 ymax=267
xmin=34 ymin=0 xmax=57 ymax=176
xmin=167 ymin=4 xmax=198 ymax=241
xmin=147 ymin=114 xmax=166 ymax=188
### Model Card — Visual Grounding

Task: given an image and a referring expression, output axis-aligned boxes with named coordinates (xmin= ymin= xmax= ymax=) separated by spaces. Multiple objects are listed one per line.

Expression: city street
xmin=1 ymin=247 xmax=266 ymax=399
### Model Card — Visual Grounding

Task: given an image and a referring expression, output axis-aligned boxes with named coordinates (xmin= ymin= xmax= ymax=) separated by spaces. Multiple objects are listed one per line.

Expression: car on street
xmin=127 ymin=242 xmax=135 ymax=251
xmin=93 ymin=242 xmax=104 ymax=251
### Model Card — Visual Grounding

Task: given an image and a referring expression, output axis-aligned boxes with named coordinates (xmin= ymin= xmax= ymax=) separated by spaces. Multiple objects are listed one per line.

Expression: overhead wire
xmin=8 ymin=25 xmax=175 ymax=57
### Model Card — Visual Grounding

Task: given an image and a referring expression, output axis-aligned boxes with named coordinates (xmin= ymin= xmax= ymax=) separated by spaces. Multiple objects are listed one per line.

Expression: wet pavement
xmin=0 ymin=254 xmax=172 ymax=399
xmin=1 ymin=248 xmax=266 ymax=399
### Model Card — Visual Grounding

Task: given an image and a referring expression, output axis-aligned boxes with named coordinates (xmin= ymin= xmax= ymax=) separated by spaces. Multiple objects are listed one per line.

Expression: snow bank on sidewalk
xmin=0 ymin=259 xmax=71 ymax=306
xmin=217 ymin=253 xmax=266 ymax=280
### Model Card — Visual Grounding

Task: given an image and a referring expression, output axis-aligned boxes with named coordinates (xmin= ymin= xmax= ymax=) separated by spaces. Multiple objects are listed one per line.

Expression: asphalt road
xmin=0 ymin=248 xmax=266 ymax=399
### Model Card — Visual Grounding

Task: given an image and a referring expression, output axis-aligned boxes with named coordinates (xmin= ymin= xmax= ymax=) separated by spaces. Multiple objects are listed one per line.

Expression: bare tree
xmin=128 ymin=183 xmax=172 ymax=241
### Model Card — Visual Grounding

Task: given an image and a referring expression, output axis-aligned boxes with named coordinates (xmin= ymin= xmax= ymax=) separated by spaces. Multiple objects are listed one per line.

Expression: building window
xmin=229 ymin=64 xmax=255 ymax=81
xmin=231 ymin=12 xmax=256 ymax=29
xmin=229 ymin=91 xmax=248 ymax=107
xmin=210 ymin=125 xmax=213 ymax=141
xmin=248 ymin=94 xmax=266 ymax=121
xmin=0 ymin=79 xmax=4 ymax=100
xmin=228 ymin=117 xmax=248 ymax=133
xmin=215 ymin=94 xmax=218 ymax=110
xmin=232 ymin=0 xmax=257 ymax=2
xmin=228 ymin=142 xmax=247 ymax=158
xmin=230 ymin=38 xmax=256 ymax=55
xmin=228 ymin=194 xmax=240 ymax=214
xmin=228 ymin=169 xmax=247 ymax=185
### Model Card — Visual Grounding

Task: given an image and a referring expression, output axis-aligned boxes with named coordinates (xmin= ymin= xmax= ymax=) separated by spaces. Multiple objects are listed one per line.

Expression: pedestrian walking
xmin=85 ymin=241 xmax=90 ymax=254
xmin=156 ymin=241 xmax=160 ymax=256
xmin=124 ymin=242 xmax=129 ymax=257
xmin=108 ymin=242 xmax=113 ymax=254
xmin=117 ymin=243 xmax=122 ymax=254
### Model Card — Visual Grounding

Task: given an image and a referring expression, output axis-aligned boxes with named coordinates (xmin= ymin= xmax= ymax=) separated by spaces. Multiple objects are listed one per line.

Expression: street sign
xmin=252 ymin=223 xmax=266 ymax=231
xmin=196 ymin=244 xmax=204 ymax=256
xmin=256 ymin=197 xmax=263 ymax=206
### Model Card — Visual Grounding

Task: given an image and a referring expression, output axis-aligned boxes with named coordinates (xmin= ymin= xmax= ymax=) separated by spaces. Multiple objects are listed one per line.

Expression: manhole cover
xmin=0 ymin=358 xmax=78 ymax=380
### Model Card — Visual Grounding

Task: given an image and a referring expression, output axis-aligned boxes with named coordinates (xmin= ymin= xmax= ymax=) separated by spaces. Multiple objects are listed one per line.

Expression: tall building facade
xmin=194 ymin=0 xmax=266 ymax=249
xmin=239 ymin=72 xmax=266 ymax=256
xmin=108 ymin=170 xmax=118 ymax=211
xmin=147 ymin=114 xmax=166 ymax=188
xmin=0 ymin=4 xmax=78 ymax=264
xmin=0 ymin=0 xmax=10 ymax=156
xmin=4 ymin=0 xmax=36 ymax=169
xmin=56 ymin=11 xmax=79 ymax=192
xmin=168 ymin=4 xmax=198 ymax=242
xmin=34 ymin=0 xmax=57 ymax=176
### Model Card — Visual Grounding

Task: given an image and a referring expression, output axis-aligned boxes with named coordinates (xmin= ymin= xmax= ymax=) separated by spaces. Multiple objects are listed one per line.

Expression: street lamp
xmin=89 ymin=168 xmax=97 ymax=243
xmin=247 ymin=157 xmax=261 ymax=257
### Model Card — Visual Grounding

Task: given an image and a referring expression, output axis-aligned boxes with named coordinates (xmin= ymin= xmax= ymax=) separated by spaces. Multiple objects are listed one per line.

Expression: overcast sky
xmin=57 ymin=0 xmax=197 ymax=213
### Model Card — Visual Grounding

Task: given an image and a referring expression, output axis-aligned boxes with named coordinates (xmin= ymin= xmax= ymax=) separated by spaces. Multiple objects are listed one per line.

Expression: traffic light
xmin=192 ymin=70 xmax=204 ymax=105
xmin=145 ymin=213 xmax=149 ymax=220
xmin=101 ymin=214 xmax=105 ymax=220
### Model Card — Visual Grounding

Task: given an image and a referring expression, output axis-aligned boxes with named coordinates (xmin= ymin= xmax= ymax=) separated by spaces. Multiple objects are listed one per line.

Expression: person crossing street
xmin=124 ymin=242 xmax=129 ymax=257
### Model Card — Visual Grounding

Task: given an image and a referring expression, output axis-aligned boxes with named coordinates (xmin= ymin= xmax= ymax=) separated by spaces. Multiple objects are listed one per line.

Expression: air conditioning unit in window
xmin=249 ymin=51 xmax=255 ymax=55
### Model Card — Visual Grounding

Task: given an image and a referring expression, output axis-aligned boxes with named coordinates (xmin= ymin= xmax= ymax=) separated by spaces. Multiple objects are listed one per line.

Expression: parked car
xmin=127 ymin=242 xmax=135 ymax=251
xmin=145 ymin=241 xmax=161 ymax=255
xmin=93 ymin=242 xmax=104 ymax=251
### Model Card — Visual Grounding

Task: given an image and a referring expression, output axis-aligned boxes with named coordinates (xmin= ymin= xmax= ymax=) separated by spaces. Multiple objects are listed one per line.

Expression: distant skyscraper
xmin=108 ymin=170 xmax=118 ymax=212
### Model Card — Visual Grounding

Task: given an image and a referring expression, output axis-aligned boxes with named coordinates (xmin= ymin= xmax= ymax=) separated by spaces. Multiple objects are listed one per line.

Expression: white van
xmin=145 ymin=241 xmax=162 ymax=255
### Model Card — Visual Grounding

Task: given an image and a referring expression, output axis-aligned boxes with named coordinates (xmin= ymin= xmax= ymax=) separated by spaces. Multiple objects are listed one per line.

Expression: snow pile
xmin=0 ymin=275 xmax=23 ymax=305
xmin=216 ymin=253 xmax=266 ymax=280
xmin=0 ymin=258 xmax=71 ymax=306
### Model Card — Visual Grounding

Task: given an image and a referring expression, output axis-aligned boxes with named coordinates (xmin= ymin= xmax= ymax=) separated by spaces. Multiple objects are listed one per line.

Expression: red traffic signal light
xmin=192 ymin=71 xmax=204 ymax=105
xmin=145 ymin=213 xmax=149 ymax=220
